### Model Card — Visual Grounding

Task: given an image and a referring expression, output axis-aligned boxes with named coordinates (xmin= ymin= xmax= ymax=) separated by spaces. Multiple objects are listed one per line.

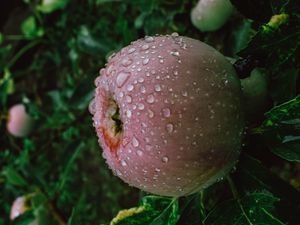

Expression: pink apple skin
xmin=90 ymin=34 xmax=244 ymax=197
xmin=10 ymin=196 xmax=31 ymax=220
xmin=7 ymin=104 xmax=33 ymax=137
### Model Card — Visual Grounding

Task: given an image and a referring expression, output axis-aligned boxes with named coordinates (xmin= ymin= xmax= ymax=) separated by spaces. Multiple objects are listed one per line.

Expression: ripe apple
xmin=90 ymin=34 xmax=244 ymax=197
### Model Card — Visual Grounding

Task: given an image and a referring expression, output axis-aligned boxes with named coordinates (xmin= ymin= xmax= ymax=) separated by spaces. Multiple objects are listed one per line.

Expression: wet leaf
xmin=257 ymin=96 xmax=300 ymax=161
xmin=204 ymin=191 xmax=284 ymax=225
xmin=110 ymin=196 xmax=179 ymax=225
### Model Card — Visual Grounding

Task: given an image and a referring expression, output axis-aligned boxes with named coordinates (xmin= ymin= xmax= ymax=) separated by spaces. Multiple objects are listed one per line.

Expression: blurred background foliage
xmin=1 ymin=0 xmax=300 ymax=225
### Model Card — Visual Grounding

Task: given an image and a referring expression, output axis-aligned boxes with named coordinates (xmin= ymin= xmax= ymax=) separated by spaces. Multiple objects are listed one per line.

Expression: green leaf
xmin=69 ymin=74 xmax=95 ymax=110
xmin=21 ymin=16 xmax=44 ymax=39
xmin=235 ymin=154 xmax=300 ymax=206
xmin=37 ymin=0 xmax=69 ymax=13
xmin=272 ymin=140 xmax=300 ymax=162
xmin=204 ymin=191 xmax=284 ymax=225
xmin=238 ymin=15 xmax=300 ymax=74
xmin=257 ymin=96 xmax=300 ymax=161
xmin=110 ymin=195 xmax=179 ymax=225
xmin=177 ymin=194 xmax=205 ymax=225
xmin=2 ymin=167 xmax=28 ymax=187
xmin=0 ymin=32 xmax=3 ymax=44
xmin=230 ymin=0 xmax=297 ymax=22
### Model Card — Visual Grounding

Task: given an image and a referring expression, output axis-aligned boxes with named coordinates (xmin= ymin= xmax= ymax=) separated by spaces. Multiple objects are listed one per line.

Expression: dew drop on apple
xmin=126 ymin=110 xmax=132 ymax=118
xmin=142 ymin=58 xmax=150 ymax=65
xmin=162 ymin=108 xmax=171 ymax=117
xmin=166 ymin=123 xmax=174 ymax=133
xmin=141 ymin=44 xmax=150 ymax=51
xmin=171 ymin=32 xmax=179 ymax=37
xmin=128 ymin=47 xmax=136 ymax=54
xmin=146 ymin=94 xmax=155 ymax=103
xmin=170 ymin=49 xmax=180 ymax=57
xmin=173 ymin=70 xmax=178 ymax=76
xmin=125 ymin=95 xmax=132 ymax=103
xmin=138 ymin=77 xmax=144 ymax=83
xmin=132 ymin=136 xmax=139 ymax=147
xmin=148 ymin=109 xmax=154 ymax=118
xmin=138 ymin=103 xmax=144 ymax=110
xmin=116 ymin=71 xmax=131 ymax=88
xmin=162 ymin=156 xmax=169 ymax=163
xmin=136 ymin=149 xmax=143 ymax=156
xmin=140 ymin=86 xmax=146 ymax=93
xmin=154 ymin=84 xmax=161 ymax=92
xmin=145 ymin=36 xmax=154 ymax=43
xmin=181 ymin=90 xmax=188 ymax=97
xmin=121 ymin=160 xmax=127 ymax=167
xmin=88 ymin=99 xmax=96 ymax=115
xmin=127 ymin=84 xmax=134 ymax=91
xmin=121 ymin=58 xmax=133 ymax=67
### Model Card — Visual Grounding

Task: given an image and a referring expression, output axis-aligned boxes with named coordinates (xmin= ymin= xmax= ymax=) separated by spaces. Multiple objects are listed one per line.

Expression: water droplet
xmin=181 ymin=90 xmax=188 ymax=97
xmin=94 ymin=76 xmax=102 ymax=86
xmin=171 ymin=32 xmax=179 ymax=37
xmin=166 ymin=123 xmax=174 ymax=133
xmin=141 ymin=44 xmax=150 ymax=50
xmin=159 ymin=59 xmax=164 ymax=64
xmin=145 ymin=36 xmax=154 ymax=43
xmin=88 ymin=99 xmax=96 ymax=114
xmin=121 ymin=58 xmax=133 ymax=67
xmin=132 ymin=136 xmax=139 ymax=147
xmin=99 ymin=68 xmax=105 ymax=76
xmin=138 ymin=103 xmax=144 ymax=110
xmin=146 ymin=94 xmax=155 ymax=103
xmin=154 ymin=84 xmax=161 ymax=92
xmin=116 ymin=71 xmax=131 ymax=88
xmin=128 ymin=47 xmax=136 ymax=54
xmin=127 ymin=84 xmax=134 ymax=91
xmin=148 ymin=109 xmax=154 ymax=118
xmin=125 ymin=95 xmax=132 ymax=103
xmin=126 ymin=110 xmax=132 ymax=118
xmin=162 ymin=108 xmax=171 ymax=117
xmin=138 ymin=77 xmax=144 ymax=83
xmin=162 ymin=156 xmax=169 ymax=163
xmin=121 ymin=160 xmax=127 ymax=166
xmin=140 ymin=86 xmax=146 ymax=93
xmin=137 ymin=149 xmax=143 ymax=156
xmin=106 ymin=64 xmax=115 ymax=76
xmin=173 ymin=70 xmax=178 ymax=76
xmin=170 ymin=49 xmax=180 ymax=57
xmin=142 ymin=58 xmax=150 ymax=65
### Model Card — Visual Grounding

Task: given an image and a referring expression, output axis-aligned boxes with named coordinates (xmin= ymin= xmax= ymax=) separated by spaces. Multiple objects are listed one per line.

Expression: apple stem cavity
xmin=111 ymin=101 xmax=123 ymax=135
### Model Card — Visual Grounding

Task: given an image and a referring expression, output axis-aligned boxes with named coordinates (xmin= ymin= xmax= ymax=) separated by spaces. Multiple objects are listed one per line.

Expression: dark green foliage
xmin=1 ymin=0 xmax=300 ymax=224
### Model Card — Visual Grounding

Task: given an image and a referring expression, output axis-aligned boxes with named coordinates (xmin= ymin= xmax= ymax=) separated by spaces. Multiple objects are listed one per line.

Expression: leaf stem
xmin=227 ymin=175 xmax=254 ymax=225
xmin=6 ymin=40 xmax=41 ymax=69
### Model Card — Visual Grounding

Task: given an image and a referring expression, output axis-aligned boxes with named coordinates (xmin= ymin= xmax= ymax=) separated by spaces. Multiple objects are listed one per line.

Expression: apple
xmin=241 ymin=68 xmax=269 ymax=118
xmin=191 ymin=0 xmax=234 ymax=32
xmin=90 ymin=34 xmax=244 ymax=197
xmin=10 ymin=196 xmax=31 ymax=220
xmin=6 ymin=104 xmax=33 ymax=137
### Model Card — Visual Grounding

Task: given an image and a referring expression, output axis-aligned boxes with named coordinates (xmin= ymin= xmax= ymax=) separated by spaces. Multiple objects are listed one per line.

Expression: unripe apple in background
xmin=241 ymin=68 xmax=269 ymax=118
xmin=10 ymin=196 xmax=31 ymax=220
xmin=90 ymin=34 xmax=244 ymax=197
xmin=191 ymin=0 xmax=234 ymax=32
xmin=6 ymin=104 xmax=33 ymax=137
